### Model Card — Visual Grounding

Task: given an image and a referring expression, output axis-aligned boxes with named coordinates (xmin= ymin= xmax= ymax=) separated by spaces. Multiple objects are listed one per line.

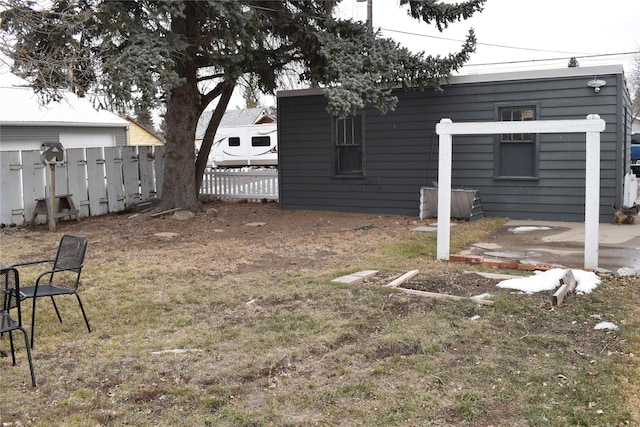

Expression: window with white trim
xmin=334 ymin=115 xmax=364 ymax=176
xmin=497 ymin=105 xmax=538 ymax=178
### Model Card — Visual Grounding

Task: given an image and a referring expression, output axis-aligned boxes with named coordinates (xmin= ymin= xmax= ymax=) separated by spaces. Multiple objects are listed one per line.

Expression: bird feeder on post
xmin=40 ymin=142 xmax=65 ymax=232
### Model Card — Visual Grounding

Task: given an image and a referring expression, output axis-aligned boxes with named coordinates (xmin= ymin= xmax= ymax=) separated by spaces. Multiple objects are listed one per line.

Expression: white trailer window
xmin=252 ymin=136 xmax=271 ymax=147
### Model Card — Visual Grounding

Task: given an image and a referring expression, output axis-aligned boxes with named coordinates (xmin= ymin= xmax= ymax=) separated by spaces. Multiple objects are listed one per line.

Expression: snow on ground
xmin=496 ymin=268 xmax=601 ymax=294
xmin=507 ymin=226 xmax=552 ymax=233
xmin=496 ymin=269 xmax=620 ymax=331
xmin=594 ymin=321 xmax=619 ymax=331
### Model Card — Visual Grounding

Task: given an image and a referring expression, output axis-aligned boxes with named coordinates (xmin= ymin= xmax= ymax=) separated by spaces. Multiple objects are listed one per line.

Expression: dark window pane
xmin=512 ymin=110 xmax=522 ymax=121
xmin=228 ymin=137 xmax=240 ymax=147
xmin=335 ymin=115 xmax=363 ymax=175
xmin=252 ymin=136 xmax=270 ymax=147
xmin=353 ymin=117 xmax=362 ymax=145
xmin=337 ymin=120 xmax=345 ymax=145
xmin=498 ymin=105 xmax=537 ymax=176
xmin=500 ymin=143 xmax=534 ymax=176
xmin=337 ymin=146 xmax=362 ymax=174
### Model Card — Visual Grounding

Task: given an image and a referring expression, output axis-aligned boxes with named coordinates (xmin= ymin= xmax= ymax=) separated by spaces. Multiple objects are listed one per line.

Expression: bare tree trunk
xmin=158 ymin=79 xmax=201 ymax=212
xmin=195 ymin=82 xmax=235 ymax=192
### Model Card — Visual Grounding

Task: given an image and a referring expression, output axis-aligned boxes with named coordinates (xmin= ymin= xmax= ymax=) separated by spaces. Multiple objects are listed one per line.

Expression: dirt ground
xmin=10 ymin=200 xmax=504 ymax=298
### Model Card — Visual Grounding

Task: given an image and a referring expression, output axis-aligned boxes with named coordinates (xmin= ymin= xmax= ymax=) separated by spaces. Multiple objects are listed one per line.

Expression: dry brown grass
xmin=1 ymin=202 xmax=639 ymax=426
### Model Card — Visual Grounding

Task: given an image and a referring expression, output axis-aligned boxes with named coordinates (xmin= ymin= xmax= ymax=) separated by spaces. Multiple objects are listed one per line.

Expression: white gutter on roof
xmin=0 ymin=121 xmax=129 ymax=128
xmin=448 ymin=64 xmax=624 ymax=85
xmin=277 ymin=65 xmax=626 ymax=98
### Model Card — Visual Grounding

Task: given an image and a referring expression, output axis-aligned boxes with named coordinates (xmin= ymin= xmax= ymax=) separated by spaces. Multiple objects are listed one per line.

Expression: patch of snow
xmin=594 ymin=322 xmax=618 ymax=331
xmin=496 ymin=268 xmax=600 ymax=295
xmin=472 ymin=293 xmax=493 ymax=300
xmin=507 ymin=226 xmax=552 ymax=234
xmin=572 ymin=269 xmax=601 ymax=294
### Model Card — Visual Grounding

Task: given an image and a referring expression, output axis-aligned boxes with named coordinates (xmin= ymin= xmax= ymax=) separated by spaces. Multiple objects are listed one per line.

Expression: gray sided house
xmin=0 ymin=86 xmax=128 ymax=151
xmin=277 ymin=65 xmax=633 ymax=223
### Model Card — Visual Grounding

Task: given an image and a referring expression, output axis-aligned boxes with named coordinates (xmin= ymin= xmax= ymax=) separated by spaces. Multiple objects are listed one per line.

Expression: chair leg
xmin=30 ymin=297 xmax=37 ymax=349
xmin=1 ymin=330 xmax=10 ymax=358
xmin=50 ymin=296 xmax=63 ymax=323
xmin=8 ymin=330 xmax=16 ymax=365
xmin=18 ymin=327 xmax=36 ymax=387
xmin=75 ymin=294 xmax=91 ymax=332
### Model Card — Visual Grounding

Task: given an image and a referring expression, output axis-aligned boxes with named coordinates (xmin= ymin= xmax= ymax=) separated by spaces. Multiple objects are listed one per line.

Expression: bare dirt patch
xmin=385 ymin=270 xmax=503 ymax=297
xmin=59 ymin=200 xmax=423 ymax=274
xmin=11 ymin=201 xmax=553 ymax=299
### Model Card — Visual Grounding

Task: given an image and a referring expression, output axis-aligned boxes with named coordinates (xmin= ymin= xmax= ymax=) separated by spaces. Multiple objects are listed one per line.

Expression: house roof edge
xmin=449 ymin=64 xmax=625 ymax=85
xmin=277 ymin=65 xmax=626 ymax=98
xmin=0 ymin=121 xmax=130 ymax=128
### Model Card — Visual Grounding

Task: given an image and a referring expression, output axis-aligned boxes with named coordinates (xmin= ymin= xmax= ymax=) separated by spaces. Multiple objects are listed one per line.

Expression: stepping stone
xmin=174 ymin=210 xmax=195 ymax=221
xmin=331 ymin=270 xmax=379 ymax=285
xmin=155 ymin=232 xmax=178 ymax=238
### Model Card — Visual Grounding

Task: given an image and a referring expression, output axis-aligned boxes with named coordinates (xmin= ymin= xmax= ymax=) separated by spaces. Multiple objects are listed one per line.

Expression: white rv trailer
xmin=209 ymin=124 xmax=277 ymax=167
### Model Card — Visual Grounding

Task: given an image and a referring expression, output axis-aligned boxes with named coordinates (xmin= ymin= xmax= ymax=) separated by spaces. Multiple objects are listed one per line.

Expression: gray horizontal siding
xmin=0 ymin=126 xmax=61 ymax=142
xmin=0 ymin=125 xmax=127 ymax=146
xmin=278 ymin=71 xmax=629 ymax=222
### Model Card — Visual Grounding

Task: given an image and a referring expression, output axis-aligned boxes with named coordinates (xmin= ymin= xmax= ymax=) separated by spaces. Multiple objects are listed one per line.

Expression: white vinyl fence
xmin=200 ymin=168 xmax=279 ymax=201
xmin=0 ymin=148 xmax=278 ymax=227
xmin=0 ymin=146 xmax=163 ymax=226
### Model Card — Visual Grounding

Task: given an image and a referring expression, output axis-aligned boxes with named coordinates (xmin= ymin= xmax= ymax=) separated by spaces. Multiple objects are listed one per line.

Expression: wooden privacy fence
xmin=0 ymin=146 xmax=164 ymax=226
xmin=200 ymin=168 xmax=279 ymax=201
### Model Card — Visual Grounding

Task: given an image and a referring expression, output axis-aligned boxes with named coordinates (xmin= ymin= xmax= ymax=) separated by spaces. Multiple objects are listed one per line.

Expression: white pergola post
xmin=583 ymin=114 xmax=602 ymax=269
xmin=434 ymin=114 xmax=605 ymax=269
xmin=436 ymin=119 xmax=453 ymax=260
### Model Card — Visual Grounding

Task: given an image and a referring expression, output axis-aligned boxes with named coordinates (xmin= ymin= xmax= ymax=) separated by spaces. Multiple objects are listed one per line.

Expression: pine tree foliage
xmin=0 ymin=0 xmax=485 ymax=212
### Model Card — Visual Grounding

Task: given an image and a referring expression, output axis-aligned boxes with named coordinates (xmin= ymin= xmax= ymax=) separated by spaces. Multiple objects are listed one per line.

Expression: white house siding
xmin=60 ymin=131 xmax=116 ymax=148
xmin=0 ymin=126 xmax=126 ymax=151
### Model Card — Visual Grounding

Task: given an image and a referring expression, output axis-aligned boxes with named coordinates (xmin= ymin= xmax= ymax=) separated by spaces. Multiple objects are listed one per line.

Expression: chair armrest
xmin=4 ymin=288 xmax=26 ymax=301
xmin=35 ymin=265 xmax=84 ymax=283
xmin=10 ymin=288 xmax=27 ymax=301
xmin=11 ymin=259 xmax=55 ymax=268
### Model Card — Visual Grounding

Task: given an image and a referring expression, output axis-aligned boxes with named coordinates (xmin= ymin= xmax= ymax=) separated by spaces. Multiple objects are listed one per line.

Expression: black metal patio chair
xmin=1 ymin=266 xmax=36 ymax=387
xmin=12 ymin=234 xmax=91 ymax=349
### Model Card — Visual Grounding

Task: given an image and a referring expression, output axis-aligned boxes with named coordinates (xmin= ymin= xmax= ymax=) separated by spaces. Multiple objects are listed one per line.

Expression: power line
xmin=380 ymin=27 xmax=603 ymax=56
xmin=464 ymin=51 xmax=639 ymax=68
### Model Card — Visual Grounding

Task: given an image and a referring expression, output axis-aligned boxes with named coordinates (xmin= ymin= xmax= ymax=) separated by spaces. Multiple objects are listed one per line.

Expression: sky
xmin=336 ymin=0 xmax=640 ymax=76
xmin=1 ymin=0 xmax=638 ymax=110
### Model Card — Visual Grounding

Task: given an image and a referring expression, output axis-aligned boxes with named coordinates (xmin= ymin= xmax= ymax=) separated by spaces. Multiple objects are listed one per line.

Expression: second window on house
xmin=496 ymin=105 xmax=538 ymax=178
xmin=334 ymin=115 xmax=364 ymax=176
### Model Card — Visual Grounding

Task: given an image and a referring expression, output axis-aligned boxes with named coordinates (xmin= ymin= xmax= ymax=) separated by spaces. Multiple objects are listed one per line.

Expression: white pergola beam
xmin=435 ymin=114 xmax=605 ymax=270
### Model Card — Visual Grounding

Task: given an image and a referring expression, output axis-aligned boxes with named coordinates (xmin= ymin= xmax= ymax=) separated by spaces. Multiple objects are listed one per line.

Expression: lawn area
xmin=1 ymin=201 xmax=639 ymax=426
